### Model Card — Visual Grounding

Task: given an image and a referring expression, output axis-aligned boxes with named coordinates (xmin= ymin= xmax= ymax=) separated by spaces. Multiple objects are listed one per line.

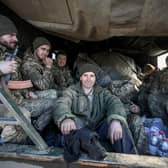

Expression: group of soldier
xmin=0 ymin=14 xmax=168 ymax=157
xmin=0 ymin=15 xmax=73 ymax=144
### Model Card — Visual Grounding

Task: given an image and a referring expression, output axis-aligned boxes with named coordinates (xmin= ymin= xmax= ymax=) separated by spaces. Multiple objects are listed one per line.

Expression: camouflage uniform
xmin=52 ymin=64 xmax=73 ymax=90
xmin=21 ymin=48 xmax=56 ymax=91
xmin=138 ymin=71 xmax=158 ymax=115
xmin=0 ymin=44 xmax=56 ymax=143
xmin=109 ymin=80 xmax=148 ymax=154
xmin=147 ymin=68 xmax=168 ymax=125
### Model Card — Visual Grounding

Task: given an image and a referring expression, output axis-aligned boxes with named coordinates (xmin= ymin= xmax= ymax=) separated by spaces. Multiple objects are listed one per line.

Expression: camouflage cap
xmin=0 ymin=15 xmax=17 ymax=36
xmin=33 ymin=37 xmax=51 ymax=50
xmin=79 ymin=63 xmax=98 ymax=76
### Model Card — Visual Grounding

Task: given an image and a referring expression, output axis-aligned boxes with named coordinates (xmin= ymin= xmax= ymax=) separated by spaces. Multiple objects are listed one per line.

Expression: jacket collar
xmin=71 ymin=82 xmax=102 ymax=95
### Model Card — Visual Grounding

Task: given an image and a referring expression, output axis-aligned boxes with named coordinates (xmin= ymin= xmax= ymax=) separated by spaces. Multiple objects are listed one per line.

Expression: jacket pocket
xmin=75 ymin=96 xmax=88 ymax=115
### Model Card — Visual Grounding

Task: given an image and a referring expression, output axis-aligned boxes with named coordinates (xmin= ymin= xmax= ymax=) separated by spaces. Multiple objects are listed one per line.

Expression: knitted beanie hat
xmin=0 ymin=15 xmax=17 ymax=36
xmin=33 ymin=37 xmax=51 ymax=50
xmin=79 ymin=63 xmax=98 ymax=76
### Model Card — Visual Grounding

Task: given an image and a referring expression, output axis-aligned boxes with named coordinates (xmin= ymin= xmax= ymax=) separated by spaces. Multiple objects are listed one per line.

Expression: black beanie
xmin=33 ymin=37 xmax=51 ymax=50
xmin=0 ymin=15 xmax=17 ymax=36
xmin=79 ymin=63 xmax=98 ymax=76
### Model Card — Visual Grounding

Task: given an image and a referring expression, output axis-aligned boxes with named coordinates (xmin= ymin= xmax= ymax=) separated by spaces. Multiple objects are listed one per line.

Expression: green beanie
xmin=79 ymin=63 xmax=98 ymax=76
xmin=0 ymin=15 xmax=17 ymax=36
xmin=33 ymin=37 xmax=51 ymax=50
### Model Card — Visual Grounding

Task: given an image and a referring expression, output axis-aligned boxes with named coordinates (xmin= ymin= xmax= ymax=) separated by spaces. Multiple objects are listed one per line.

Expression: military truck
xmin=0 ymin=1 xmax=168 ymax=168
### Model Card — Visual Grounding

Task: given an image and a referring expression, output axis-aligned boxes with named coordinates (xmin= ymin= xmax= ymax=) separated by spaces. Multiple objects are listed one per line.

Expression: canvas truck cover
xmin=1 ymin=0 xmax=168 ymax=41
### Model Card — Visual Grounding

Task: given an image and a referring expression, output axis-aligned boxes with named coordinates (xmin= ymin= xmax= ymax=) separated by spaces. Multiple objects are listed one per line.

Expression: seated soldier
xmin=52 ymin=50 xmax=74 ymax=96
xmin=138 ymin=64 xmax=159 ymax=116
xmin=109 ymin=79 xmax=148 ymax=154
xmin=21 ymin=36 xmax=57 ymax=97
xmin=146 ymin=64 xmax=168 ymax=125
xmin=54 ymin=63 xmax=137 ymax=154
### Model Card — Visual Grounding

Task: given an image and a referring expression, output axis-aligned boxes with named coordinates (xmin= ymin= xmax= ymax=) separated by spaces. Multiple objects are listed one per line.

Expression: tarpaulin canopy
xmin=2 ymin=0 xmax=168 ymax=41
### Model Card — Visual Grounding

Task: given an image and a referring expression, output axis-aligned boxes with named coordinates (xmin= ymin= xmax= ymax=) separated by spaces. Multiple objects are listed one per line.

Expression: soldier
xmin=21 ymin=37 xmax=57 ymax=95
xmin=0 ymin=15 xmax=56 ymax=144
xmin=52 ymin=50 xmax=73 ymax=95
xmin=109 ymin=79 xmax=148 ymax=154
xmin=147 ymin=66 xmax=168 ymax=125
xmin=138 ymin=64 xmax=159 ymax=116
xmin=54 ymin=63 xmax=137 ymax=154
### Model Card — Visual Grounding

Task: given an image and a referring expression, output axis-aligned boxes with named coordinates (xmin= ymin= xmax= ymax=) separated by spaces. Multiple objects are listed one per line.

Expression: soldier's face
xmin=57 ymin=54 xmax=67 ymax=67
xmin=0 ymin=33 xmax=18 ymax=50
xmin=35 ymin=44 xmax=50 ymax=60
xmin=80 ymin=72 xmax=96 ymax=89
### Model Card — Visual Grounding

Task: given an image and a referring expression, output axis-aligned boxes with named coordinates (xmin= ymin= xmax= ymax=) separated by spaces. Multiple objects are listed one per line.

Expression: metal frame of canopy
xmin=0 ymin=80 xmax=48 ymax=152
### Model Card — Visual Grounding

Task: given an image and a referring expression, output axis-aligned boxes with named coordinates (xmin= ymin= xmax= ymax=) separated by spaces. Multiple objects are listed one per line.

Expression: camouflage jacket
xmin=52 ymin=64 xmax=73 ymax=89
xmin=54 ymin=83 xmax=127 ymax=129
xmin=152 ymin=68 xmax=168 ymax=94
xmin=0 ymin=45 xmax=7 ymax=76
xmin=0 ymin=44 xmax=26 ymax=104
xmin=108 ymin=80 xmax=139 ymax=115
xmin=21 ymin=49 xmax=55 ymax=90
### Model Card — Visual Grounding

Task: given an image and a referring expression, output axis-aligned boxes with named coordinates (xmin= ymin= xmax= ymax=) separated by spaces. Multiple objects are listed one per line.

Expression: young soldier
xmin=52 ymin=50 xmax=73 ymax=96
xmin=54 ymin=63 xmax=137 ymax=153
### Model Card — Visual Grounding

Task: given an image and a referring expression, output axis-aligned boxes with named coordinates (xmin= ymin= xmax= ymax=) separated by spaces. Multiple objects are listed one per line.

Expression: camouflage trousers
xmin=148 ymin=91 xmax=168 ymax=124
xmin=0 ymin=105 xmax=30 ymax=144
xmin=0 ymin=97 xmax=56 ymax=144
xmin=34 ymin=89 xmax=57 ymax=99
xmin=21 ymin=98 xmax=56 ymax=131
xmin=127 ymin=114 xmax=149 ymax=154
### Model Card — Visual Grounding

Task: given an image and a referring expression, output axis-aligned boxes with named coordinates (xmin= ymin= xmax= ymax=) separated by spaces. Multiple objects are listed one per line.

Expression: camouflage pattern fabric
xmin=0 ymin=44 xmax=27 ymax=104
xmin=109 ymin=80 xmax=138 ymax=108
xmin=148 ymin=91 xmax=168 ymax=122
xmin=109 ymin=80 xmax=148 ymax=154
xmin=33 ymin=89 xmax=57 ymax=99
xmin=127 ymin=114 xmax=149 ymax=154
xmin=21 ymin=49 xmax=55 ymax=90
xmin=0 ymin=45 xmax=57 ymax=144
xmin=0 ymin=106 xmax=30 ymax=144
xmin=0 ymin=45 xmax=26 ymax=144
xmin=0 ymin=44 xmax=9 ymax=61
xmin=147 ymin=68 xmax=168 ymax=125
xmin=0 ymin=97 xmax=56 ymax=144
xmin=156 ymin=68 xmax=168 ymax=94
xmin=137 ymin=71 xmax=158 ymax=115
xmin=52 ymin=65 xmax=74 ymax=89
xmin=1 ymin=125 xmax=27 ymax=144
xmin=21 ymin=98 xmax=56 ymax=131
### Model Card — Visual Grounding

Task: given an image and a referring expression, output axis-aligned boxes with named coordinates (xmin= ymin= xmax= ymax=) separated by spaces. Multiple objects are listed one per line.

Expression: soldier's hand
xmin=61 ymin=118 xmax=76 ymax=135
xmin=108 ymin=120 xmax=122 ymax=144
xmin=0 ymin=61 xmax=17 ymax=74
xmin=44 ymin=57 xmax=53 ymax=69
